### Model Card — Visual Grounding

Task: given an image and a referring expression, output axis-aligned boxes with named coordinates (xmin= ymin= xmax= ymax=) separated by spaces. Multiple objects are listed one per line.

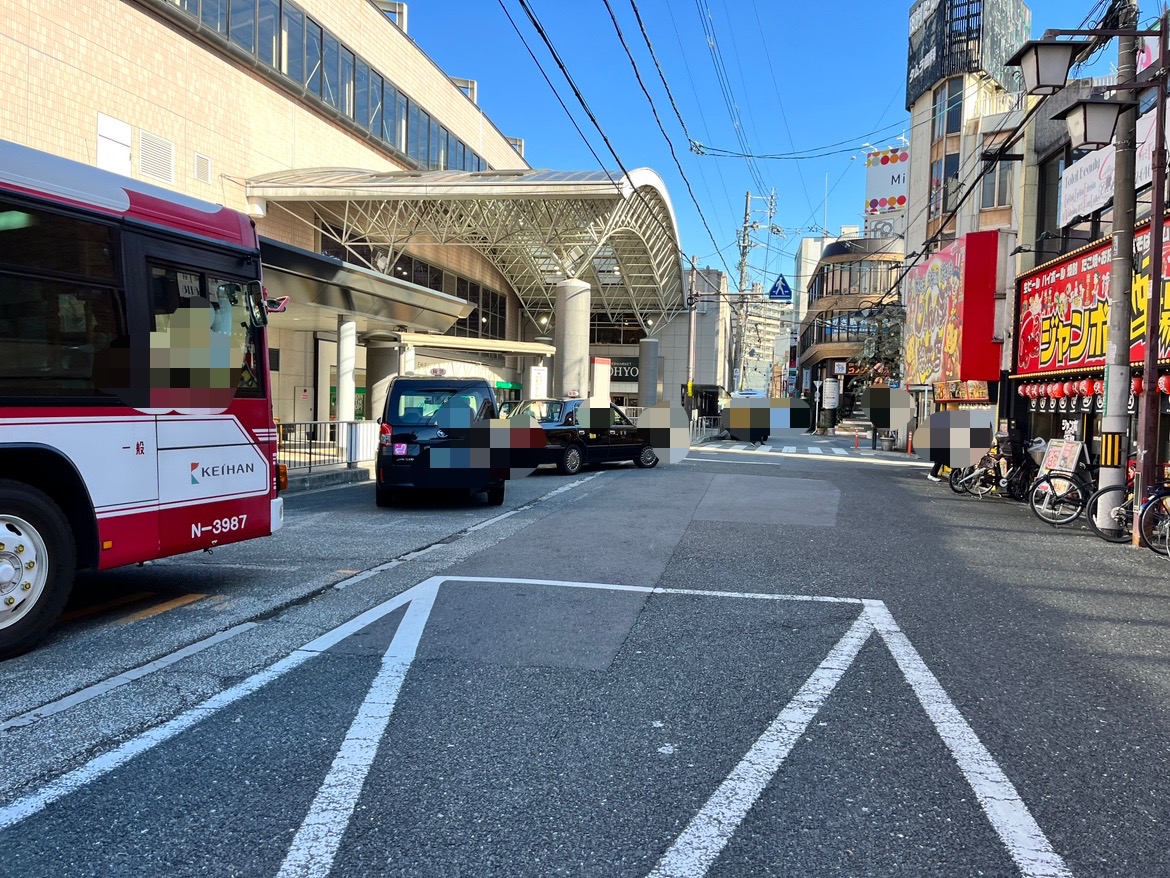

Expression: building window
xmin=167 ymin=2 xmax=491 ymax=173
xmin=932 ymin=83 xmax=947 ymax=140
xmin=305 ymin=18 xmax=322 ymax=96
xmin=228 ymin=0 xmax=256 ymax=54
xmin=945 ymin=78 xmax=963 ymax=135
xmin=370 ymin=71 xmax=383 ymax=138
xmin=942 ymin=152 xmax=961 ymax=212
xmin=257 ymin=0 xmax=280 ymax=68
xmin=981 ymin=161 xmax=1013 ymax=209
xmin=281 ymin=3 xmax=305 ymax=84
xmin=932 ymin=78 xmax=963 ymax=140
xmin=340 ymin=48 xmax=355 ymax=118
xmin=322 ymin=33 xmax=339 ymax=108
xmin=201 ymin=0 xmax=227 ymax=36
xmin=929 ymin=158 xmax=944 ymax=217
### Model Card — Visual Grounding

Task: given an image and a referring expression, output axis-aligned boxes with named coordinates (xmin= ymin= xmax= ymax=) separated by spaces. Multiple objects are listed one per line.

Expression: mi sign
xmin=610 ymin=357 xmax=639 ymax=380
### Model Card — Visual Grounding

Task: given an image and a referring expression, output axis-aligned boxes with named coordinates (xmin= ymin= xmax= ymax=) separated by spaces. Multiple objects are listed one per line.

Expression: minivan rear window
xmin=389 ymin=386 xmax=489 ymax=426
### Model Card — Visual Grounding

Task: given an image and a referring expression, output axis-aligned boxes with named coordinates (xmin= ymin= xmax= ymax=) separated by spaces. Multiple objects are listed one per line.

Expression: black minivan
xmin=376 ymin=376 xmax=506 ymax=507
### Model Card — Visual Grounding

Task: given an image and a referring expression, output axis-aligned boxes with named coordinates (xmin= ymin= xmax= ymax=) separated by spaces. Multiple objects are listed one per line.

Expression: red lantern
xmin=1094 ymin=379 xmax=1105 ymax=396
xmin=1051 ymin=382 xmax=1065 ymax=399
xmin=1133 ymin=376 xmax=1144 ymax=395
xmin=1064 ymin=381 xmax=1076 ymax=397
xmin=1158 ymin=375 xmax=1170 ymax=395
xmin=1079 ymin=379 xmax=1093 ymax=396
xmin=1017 ymin=383 xmax=1028 ymax=397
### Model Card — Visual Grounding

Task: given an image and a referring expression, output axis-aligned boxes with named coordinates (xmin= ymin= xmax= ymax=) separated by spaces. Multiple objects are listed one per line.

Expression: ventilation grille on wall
xmin=139 ymin=131 xmax=175 ymax=184
xmin=193 ymin=153 xmax=212 ymax=184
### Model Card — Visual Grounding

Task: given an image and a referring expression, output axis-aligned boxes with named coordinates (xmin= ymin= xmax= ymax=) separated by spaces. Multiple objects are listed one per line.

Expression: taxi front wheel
xmin=635 ymin=445 xmax=659 ymax=468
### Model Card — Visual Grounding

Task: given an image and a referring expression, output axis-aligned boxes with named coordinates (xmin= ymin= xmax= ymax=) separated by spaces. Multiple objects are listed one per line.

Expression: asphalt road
xmin=1 ymin=450 xmax=1168 ymax=877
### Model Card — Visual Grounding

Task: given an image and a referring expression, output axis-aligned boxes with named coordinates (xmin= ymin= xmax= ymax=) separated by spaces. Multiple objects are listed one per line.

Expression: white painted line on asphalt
xmin=806 ymin=446 xmax=823 ymax=454
xmin=832 ymin=448 xmax=849 ymax=456
xmin=277 ymin=582 xmax=439 ymax=878
xmin=681 ymin=451 xmax=930 ymax=468
xmin=648 ymin=614 xmax=875 ymax=878
xmin=653 ymin=587 xmax=862 ymax=605
xmin=440 ymin=576 xmax=863 ymax=605
xmin=730 ymin=444 xmax=749 ymax=451
xmin=864 ymin=601 xmax=1072 ymax=878
xmin=0 ymin=578 xmax=442 ymax=833
xmin=0 ymin=623 xmax=258 ymax=733
xmin=760 ymin=446 xmax=775 ymax=453
xmin=781 ymin=446 xmax=796 ymax=453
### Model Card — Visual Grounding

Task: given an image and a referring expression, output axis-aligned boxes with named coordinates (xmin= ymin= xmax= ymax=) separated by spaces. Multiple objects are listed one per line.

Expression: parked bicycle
xmin=1083 ymin=456 xmax=1139 ymax=543
xmin=950 ymin=433 xmax=1041 ymax=501
xmin=1028 ymin=447 xmax=1099 ymax=526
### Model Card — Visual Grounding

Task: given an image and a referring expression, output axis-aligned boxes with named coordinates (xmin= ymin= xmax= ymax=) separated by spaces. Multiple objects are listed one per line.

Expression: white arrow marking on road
xmin=277 ymin=582 xmax=439 ymax=878
xmin=864 ymin=601 xmax=1073 ymax=878
xmin=648 ymin=614 xmax=874 ymax=878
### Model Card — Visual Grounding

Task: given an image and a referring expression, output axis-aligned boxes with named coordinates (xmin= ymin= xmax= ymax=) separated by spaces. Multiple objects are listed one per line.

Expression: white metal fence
xmin=276 ymin=420 xmax=379 ymax=472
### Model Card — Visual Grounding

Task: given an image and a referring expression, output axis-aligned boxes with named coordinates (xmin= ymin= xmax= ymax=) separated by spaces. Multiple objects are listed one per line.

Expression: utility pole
xmin=1100 ymin=0 xmax=1138 ymax=529
xmin=686 ymin=255 xmax=697 ymax=419
xmin=734 ymin=192 xmax=753 ymax=392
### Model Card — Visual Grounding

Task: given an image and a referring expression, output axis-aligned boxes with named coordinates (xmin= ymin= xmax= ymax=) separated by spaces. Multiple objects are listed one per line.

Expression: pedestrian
xmin=927 ymin=459 xmax=943 ymax=482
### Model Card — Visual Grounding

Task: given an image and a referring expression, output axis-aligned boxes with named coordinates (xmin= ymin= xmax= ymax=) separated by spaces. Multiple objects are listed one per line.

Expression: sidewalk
xmin=283 ymin=463 xmax=373 ymax=494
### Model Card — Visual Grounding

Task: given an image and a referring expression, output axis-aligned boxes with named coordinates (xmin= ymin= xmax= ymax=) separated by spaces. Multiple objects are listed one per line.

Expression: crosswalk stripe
xmin=807 ymin=447 xmax=823 ymax=454
xmin=781 ymin=446 xmax=796 ymax=453
xmin=760 ymin=446 xmax=775 ymax=453
xmin=832 ymin=448 xmax=849 ymax=455
xmin=730 ymin=444 xmax=748 ymax=451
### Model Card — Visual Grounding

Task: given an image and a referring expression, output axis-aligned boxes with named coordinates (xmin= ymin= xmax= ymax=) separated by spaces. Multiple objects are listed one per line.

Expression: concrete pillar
xmin=638 ymin=337 xmax=659 ymax=406
xmin=553 ymin=278 xmax=590 ymax=398
xmin=366 ymin=344 xmax=400 ymax=422
xmin=336 ymin=315 xmax=356 ymax=422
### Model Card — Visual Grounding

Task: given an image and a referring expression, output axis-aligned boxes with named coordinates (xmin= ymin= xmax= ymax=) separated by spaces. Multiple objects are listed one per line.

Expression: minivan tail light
xmin=378 ymin=422 xmax=393 ymax=447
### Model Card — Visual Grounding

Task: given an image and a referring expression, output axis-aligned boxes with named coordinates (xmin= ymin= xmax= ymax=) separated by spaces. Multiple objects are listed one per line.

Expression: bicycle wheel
xmin=1084 ymin=485 xmax=1133 ymax=543
xmin=1139 ymin=493 xmax=1170 ymax=556
xmin=1006 ymin=460 xmax=1039 ymax=502
xmin=1029 ymin=473 xmax=1089 ymax=525
xmin=965 ymin=457 xmax=996 ymax=497
xmin=948 ymin=466 xmax=970 ymax=494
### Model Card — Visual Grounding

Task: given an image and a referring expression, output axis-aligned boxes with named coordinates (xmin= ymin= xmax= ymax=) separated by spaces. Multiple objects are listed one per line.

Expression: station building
xmin=1 ymin=0 xmax=687 ymax=424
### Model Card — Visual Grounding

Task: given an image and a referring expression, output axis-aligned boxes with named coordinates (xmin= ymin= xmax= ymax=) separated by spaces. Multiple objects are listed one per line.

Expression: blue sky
xmin=410 ymin=1 xmax=1154 ymax=292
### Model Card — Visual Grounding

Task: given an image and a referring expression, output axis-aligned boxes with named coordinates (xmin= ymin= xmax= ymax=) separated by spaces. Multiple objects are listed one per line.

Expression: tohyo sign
xmin=609 ymin=357 xmax=639 ymax=380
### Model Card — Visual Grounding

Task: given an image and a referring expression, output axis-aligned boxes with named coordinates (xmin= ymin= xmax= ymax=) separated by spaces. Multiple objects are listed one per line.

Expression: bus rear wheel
xmin=0 ymin=481 xmax=76 ymax=660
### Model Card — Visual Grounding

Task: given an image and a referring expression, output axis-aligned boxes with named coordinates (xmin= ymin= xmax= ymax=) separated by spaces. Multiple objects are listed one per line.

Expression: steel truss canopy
xmin=245 ymin=167 xmax=685 ymax=329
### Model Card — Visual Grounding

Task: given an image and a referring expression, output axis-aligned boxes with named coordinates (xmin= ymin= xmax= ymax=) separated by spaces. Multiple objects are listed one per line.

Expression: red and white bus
xmin=0 ymin=139 xmax=284 ymax=658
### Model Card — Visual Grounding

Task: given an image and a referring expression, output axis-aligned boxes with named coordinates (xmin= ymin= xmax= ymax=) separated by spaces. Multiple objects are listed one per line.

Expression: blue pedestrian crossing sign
xmin=767 ymin=274 xmax=794 ymax=302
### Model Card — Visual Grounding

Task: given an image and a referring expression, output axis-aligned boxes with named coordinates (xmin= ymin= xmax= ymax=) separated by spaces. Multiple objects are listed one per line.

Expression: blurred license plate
xmin=393 ymin=443 xmax=408 ymax=456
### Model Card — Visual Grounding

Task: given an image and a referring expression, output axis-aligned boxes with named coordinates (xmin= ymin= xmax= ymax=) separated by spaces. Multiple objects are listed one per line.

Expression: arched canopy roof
xmin=246 ymin=167 xmax=685 ymax=329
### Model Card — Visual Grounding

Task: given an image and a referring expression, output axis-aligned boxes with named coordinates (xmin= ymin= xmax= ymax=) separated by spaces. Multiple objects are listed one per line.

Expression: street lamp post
xmin=1009 ymin=7 xmax=1169 ymax=544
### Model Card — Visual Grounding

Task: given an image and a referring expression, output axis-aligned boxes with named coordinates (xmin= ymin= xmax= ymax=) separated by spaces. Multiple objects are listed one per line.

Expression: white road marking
xmin=0 ymin=623 xmax=257 ymax=732
xmin=0 ymin=579 xmax=439 ymax=832
xmin=730 ymin=444 xmax=749 ymax=451
xmin=864 ymin=602 xmax=1073 ymax=878
xmin=806 ymin=446 xmax=823 ymax=454
xmin=832 ymin=448 xmax=849 ymax=455
xmin=648 ymin=614 xmax=875 ymax=878
xmin=759 ymin=446 xmax=775 ymax=454
xmin=781 ymin=446 xmax=796 ymax=453
xmin=276 ymin=583 xmax=439 ymax=878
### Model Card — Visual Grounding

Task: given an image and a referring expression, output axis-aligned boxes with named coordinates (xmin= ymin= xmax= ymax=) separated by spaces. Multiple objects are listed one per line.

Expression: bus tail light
xmin=378 ymin=422 xmax=393 ymax=447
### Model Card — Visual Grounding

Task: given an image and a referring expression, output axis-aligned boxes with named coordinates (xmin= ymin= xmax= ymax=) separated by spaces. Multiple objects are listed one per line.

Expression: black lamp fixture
xmin=1056 ymin=98 xmax=1139 ymax=150
xmin=1006 ymin=39 xmax=1092 ymax=95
